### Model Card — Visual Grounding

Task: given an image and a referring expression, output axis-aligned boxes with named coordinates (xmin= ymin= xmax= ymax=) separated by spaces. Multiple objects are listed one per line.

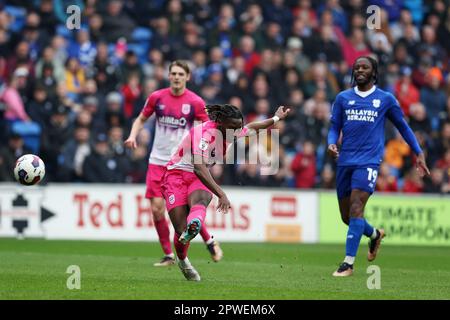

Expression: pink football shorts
xmin=145 ymin=164 xmax=167 ymax=199
xmin=162 ymin=169 xmax=212 ymax=211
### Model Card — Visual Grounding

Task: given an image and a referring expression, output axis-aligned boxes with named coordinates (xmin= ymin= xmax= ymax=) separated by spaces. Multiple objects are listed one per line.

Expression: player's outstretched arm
xmin=124 ymin=113 xmax=148 ymax=149
xmin=386 ymin=96 xmax=430 ymax=177
xmin=193 ymin=162 xmax=231 ymax=214
xmin=245 ymin=106 xmax=290 ymax=132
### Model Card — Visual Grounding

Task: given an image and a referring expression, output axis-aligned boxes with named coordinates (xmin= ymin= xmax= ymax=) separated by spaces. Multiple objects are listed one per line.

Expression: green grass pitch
xmin=1 ymin=238 xmax=449 ymax=300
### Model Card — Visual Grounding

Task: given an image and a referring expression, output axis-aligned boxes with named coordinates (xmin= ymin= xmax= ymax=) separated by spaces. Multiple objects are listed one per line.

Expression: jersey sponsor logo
xmin=348 ymin=100 xmax=355 ymax=105
xmin=199 ymin=138 xmax=209 ymax=151
xmin=181 ymin=104 xmax=191 ymax=115
xmin=158 ymin=116 xmax=187 ymax=127
xmin=158 ymin=104 xmax=165 ymax=110
xmin=345 ymin=109 xmax=378 ymax=122
xmin=372 ymin=99 xmax=381 ymax=108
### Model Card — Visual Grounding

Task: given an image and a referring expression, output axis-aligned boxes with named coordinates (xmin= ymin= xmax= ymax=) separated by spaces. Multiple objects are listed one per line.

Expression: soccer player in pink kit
xmin=163 ymin=104 xmax=290 ymax=281
xmin=124 ymin=60 xmax=223 ymax=266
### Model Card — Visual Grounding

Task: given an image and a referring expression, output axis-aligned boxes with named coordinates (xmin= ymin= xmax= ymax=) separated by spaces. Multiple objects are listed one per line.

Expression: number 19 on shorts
xmin=367 ymin=168 xmax=378 ymax=186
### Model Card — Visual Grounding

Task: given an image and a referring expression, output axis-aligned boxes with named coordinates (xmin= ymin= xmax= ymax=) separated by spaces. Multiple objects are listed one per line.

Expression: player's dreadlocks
xmin=206 ymin=104 xmax=244 ymax=124
xmin=351 ymin=56 xmax=378 ymax=86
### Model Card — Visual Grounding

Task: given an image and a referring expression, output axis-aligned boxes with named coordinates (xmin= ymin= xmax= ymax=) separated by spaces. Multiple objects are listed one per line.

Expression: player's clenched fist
xmin=327 ymin=144 xmax=339 ymax=159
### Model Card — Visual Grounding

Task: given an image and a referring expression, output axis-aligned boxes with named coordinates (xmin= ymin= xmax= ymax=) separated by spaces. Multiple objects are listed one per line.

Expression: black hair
xmin=351 ymin=56 xmax=378 ymax=86
xmin=205 ymin=104 xmax=243 ymax=125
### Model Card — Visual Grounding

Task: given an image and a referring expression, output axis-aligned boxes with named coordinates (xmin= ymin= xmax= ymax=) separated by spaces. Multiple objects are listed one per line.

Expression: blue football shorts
xmin=336 ymin=165 xmax=380 ymax=199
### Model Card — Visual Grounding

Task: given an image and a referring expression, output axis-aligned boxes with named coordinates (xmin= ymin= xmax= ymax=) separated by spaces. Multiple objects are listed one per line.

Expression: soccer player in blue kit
xmin=327 ymin=56 xmax=431 ymax=277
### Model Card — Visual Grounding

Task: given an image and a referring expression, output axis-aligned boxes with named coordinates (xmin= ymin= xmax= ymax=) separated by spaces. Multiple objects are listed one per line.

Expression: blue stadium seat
xmin=5 ymin=6 xmax=26 ymax=32
xmin=56 ymin=24 xmax=74 ymax=40
xmin=12 ymin=121 xmax=42 ymax=154
xmin=127 ymin=43 xmax=149 ymax=63
xmin=132 ymin=27 xmax=152 ymax=42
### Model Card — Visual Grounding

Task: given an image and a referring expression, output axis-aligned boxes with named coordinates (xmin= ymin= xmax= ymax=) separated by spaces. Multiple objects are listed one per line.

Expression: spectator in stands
xmin=340 ymin=27 xmax=372 ymax=68
xmin=121 ymin=72 xmax=141 ymax=120
xmin=408 ymin=102 xmax=432 ymax=138
xmin=35 ymin=46 xmax=65 ymax=83
xmin=0 ymin=68 xmax=31 ymax=123
xmin=88 ymin=13 xmax=104 ymax=43
xmin=100 ymin=0 xmax=136 ymax=43
xmin=423 ymin=168 xmax=445 ymax=193
xmin=402 ymin=167 xmax=424 ymax=193
xmin=104 ymin=91 xmax=125 ymax=130
xmin=207 ymin=12 xmax=237 ymax=55
xmin=49 ymin=35 xmax=68 ymax=67
xmin=39 ymin=104 xmax=73 ymax=181
xmin=420 ymin=67 xmax=446 ymax=132
xmin=318 ymin=163 xmax=335 ymax=189
xmin=236 ymin=163 xmax=262 ymax=187
xmin=64 ymin=57 xmax=85 ymax=102
xmin=91 ymin=42 xmax=119 ymax=95
xmin=233 ymin=35 xmax=261 ymax=78
xmin=435 ymin=149 xmax=450 ymax=171
xmin=285 ymin=38 xmax=309 ymax=76
xmin=292 ymin=0 xmax=318 ymax=30
xmin=119 ymin=50 xmax=144 ymax=84
xmin=108 ymin=125 xmax=126 ymax=158
xmin=394 ymin=66 xmax=419 ymax=116
xmin=68 ymin=27 xmax=97 ymax=68
xmin=376 ymin=163 xmax=398 ymax=192
xmin=384 ymin=131 xmax=411 ymax=174
xmin=302 ymin=61 xmax=338 ymax=101
xmin=150 ymin=17 xmax=175 ymax=61
xmin=58 ymin=125 xmax=91 ymax=182
xmin=291 ymin=140 xmax=316 ymax=189
xmin=416 ymin=25 xmax=446 ymax=66
xmin=21 ymin=11 xmax=49 ymax=62
xmin=313 ymin=25 xmax=343 ymax=65
xmin=4 ymin=41 xmax=34 ymax=81
xmin=26 ymin=84 xmax=56 ymax=127
xmin=0 ymin=133 xmax=33 ymax=181
xmin=36 ymin=0 xmax=58 ymax=37
xmin=390 ymin=9 xmax=419 ymax=42
xmin=391 ymin=42 xmax=414 ymax=69
xmin=126 ymin=145 xmax=148 ymax=183
xmin=263 ymin=0 xmax=292 ymax=36
xmin=82 ymin=132 xmax=129 ymax=183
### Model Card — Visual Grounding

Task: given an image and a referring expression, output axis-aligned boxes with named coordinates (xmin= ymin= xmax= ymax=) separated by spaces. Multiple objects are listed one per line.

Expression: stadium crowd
xmin=0 ymin=0 xmax=449 ymax=194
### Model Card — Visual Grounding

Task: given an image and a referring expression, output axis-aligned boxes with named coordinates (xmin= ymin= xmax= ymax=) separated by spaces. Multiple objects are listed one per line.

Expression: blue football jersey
xmin=328 ymin=86 xmax=422 ymax=167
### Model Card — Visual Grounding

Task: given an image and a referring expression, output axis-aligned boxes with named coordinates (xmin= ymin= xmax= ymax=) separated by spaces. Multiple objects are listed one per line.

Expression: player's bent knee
xmin=349 ymin=201 xmax=364 ymax=218
xmin=151 ymin=205 xmax=166 ymax=220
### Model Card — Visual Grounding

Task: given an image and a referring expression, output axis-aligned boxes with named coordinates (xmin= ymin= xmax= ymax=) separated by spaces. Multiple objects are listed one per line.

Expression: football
xmin=14 ymin=154 xmax=46 ymax=186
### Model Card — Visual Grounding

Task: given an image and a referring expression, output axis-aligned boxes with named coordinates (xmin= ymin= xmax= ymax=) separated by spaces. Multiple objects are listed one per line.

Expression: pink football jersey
xmin=141 ymin=88 xmax=209 ymax=165
xmin=167 ymin=120 xmax=252 ymax=172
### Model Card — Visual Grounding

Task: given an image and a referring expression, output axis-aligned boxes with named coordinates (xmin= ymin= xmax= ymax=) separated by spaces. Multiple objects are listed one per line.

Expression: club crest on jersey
xmin=199 ymin=138 xmax=209 ymax=151
xmin=182 ymin=104 xmax=191 ymax=115
xmin=372 ymin=99 xmax=381 ymax=108
xmin=169 ymin=194 xmax=175 ymax=204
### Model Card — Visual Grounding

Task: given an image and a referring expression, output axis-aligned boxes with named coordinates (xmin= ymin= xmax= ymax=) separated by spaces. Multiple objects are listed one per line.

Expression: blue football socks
xmin=363 ymin=219 xmax=375 ymax=238
xmin=345 ymin=217 xmax=365 ymax=260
